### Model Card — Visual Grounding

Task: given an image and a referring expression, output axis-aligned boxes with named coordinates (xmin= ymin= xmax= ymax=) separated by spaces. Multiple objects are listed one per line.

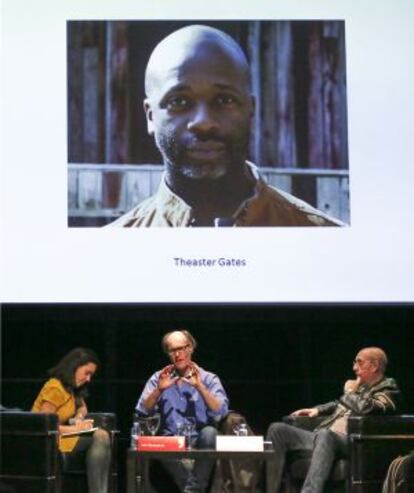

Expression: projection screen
xmin=1 ymin=0 xmax=413 ymax=303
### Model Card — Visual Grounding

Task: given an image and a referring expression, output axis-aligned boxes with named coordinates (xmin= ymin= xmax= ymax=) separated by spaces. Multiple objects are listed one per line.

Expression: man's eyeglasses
xmin=168 ymin=344 xmax=190 ymax=356
xmin=353 ymin=358 xmax=373 ymax=367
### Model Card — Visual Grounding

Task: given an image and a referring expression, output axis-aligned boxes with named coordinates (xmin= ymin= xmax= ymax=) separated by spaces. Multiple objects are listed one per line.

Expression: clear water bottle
xmin=130 ymin=421 xmax=140 ymax=450
xmin=238 ymin=423 xmax=248 ymax=436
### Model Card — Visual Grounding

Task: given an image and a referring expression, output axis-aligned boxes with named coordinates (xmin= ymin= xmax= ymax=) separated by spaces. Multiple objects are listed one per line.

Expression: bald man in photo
xmin=108 ymin=25 xmax=343 ymax=227
xmin=266 ymin=347 xmax=400 ymax=493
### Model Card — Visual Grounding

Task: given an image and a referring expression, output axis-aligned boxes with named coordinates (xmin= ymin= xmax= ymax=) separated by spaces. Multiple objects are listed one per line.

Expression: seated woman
xmin=32 ymin=347 xmax=111 ymax=493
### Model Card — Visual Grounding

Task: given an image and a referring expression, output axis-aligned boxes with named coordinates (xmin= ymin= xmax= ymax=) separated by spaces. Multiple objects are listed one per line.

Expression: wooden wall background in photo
xmin=67 ymin=20 xmax=349 ymax=226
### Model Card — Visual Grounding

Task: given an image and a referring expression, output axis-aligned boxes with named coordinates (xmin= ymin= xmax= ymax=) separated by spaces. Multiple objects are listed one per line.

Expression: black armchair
xmin=281 ymin=414 xmax=414 ymax=493
xmin=0 ymin=411 xmax=118 ymax=493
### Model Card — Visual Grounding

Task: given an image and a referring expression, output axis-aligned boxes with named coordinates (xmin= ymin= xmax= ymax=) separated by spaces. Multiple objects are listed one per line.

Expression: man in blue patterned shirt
xmin=136 ymin=330 xmax=229 ymax=493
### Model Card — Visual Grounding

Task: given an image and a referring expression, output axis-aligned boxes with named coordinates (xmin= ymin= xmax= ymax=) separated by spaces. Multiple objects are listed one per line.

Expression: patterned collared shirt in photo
xmin=106 ymin=162 xmax=344 ymax=227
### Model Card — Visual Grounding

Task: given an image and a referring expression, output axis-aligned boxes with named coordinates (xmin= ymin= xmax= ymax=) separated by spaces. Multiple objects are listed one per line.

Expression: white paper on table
xmin=216 ymin=435 xmax=264 ymax=451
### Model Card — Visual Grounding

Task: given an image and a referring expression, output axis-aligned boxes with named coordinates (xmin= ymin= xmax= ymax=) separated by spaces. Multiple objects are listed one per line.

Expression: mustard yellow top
xmin=32 ymin=377 xmax=79 ymax=452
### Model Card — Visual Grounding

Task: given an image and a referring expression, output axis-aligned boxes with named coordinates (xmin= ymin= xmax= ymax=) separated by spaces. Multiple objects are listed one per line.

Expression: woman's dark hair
xmin=48 ymin=347 xmax=100 ymax=402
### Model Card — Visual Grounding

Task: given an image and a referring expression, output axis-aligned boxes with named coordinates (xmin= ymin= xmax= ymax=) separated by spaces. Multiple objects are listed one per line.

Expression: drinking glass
xmin=232 ymin=416 xmax=247 ymax=436
xmin=176 ymin=422 xmax=184 ymax=436
xmin=183 ymin=418 xmax=196 ymax=449
xmin=145 ymin=414 xmax=161 ymax=436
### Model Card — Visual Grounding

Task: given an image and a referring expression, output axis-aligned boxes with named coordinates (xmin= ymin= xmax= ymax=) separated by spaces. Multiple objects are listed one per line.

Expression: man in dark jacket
xmin=266 ymin=347 xmax=400 ymax=493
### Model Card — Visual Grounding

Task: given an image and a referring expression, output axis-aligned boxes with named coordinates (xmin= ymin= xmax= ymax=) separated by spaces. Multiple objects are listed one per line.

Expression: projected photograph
xmin=68 ymin=20 xmax=350 ymax=227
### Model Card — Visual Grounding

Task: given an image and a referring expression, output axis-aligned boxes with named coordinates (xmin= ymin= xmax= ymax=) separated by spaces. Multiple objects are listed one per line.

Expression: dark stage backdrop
xmin=3 ymin=303 xmax=413 ymax=489
xmin=2 ymin=303 xmax=413 ymax=435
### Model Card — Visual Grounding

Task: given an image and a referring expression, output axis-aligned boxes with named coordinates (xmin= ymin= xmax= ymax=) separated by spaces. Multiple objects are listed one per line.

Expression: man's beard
xmin=155 ymin=127 xmax=250 ymax=180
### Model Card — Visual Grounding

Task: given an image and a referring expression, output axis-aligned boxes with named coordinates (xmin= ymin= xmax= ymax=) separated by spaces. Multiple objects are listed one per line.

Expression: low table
xmin=127 ymin=448 xmax=276 ymax=493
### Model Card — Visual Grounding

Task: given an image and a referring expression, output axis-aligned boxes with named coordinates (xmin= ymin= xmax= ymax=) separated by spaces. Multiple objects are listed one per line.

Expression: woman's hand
xmin=60 ymin=418 xmax=95 ymax=435
xmin=74 ymin=418 xmax=94 ymax=431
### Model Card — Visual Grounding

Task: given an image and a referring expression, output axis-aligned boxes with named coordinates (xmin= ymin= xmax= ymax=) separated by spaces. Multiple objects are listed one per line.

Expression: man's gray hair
xmin=161 ymin=330 xmax=197 ymax=354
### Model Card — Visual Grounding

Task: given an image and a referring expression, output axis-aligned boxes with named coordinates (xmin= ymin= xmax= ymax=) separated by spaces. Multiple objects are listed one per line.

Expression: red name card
xmin=137 ymin=436 xmax=186 ymax=451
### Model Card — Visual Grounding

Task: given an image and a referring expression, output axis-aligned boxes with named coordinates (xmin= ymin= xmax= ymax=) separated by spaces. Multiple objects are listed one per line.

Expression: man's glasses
xmin=353 ymin=358 xmax=373 ymax=367
xmin=168 ymin=344 xmax=190 ymax=356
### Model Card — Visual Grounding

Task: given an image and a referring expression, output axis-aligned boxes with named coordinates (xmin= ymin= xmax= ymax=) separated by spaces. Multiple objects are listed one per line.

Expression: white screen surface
xmin=1 ymin=0 xmax=413 ymax=302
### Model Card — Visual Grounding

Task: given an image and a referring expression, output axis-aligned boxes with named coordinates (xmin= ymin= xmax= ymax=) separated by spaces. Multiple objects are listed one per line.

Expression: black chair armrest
xmin=347 ymin=415 xmax=414 ymax=491
xmin=0 ymin=410 xmax=59 ymax=434
xmin=86 ymin=412 xmax=117 ymax=431
xmin=282 ymin=415 xmax=325 ymax=431
xmin=348 ymin=414 xmax=414 ymax=436
xmin=284 ymin=414 xmax=414 ymax=436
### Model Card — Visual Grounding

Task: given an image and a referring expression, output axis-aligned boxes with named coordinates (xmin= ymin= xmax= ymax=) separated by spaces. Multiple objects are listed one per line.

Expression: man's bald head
xmin=144 ymin=25 xmax=251 ymax=98
xmin=359 ymin=347 xmax=388 ymax=374
xmin=142 ymin=24 xmax=254 ymax=184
